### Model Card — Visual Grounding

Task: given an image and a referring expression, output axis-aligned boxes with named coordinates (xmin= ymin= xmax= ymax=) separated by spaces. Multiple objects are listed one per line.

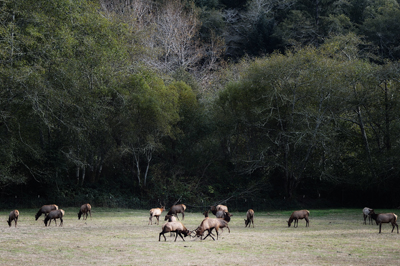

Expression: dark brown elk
xmin=195 ymin=218 xmax=230 ymax=240
xmin=7 ymin=210 xmax=19 ymax=228
xmin=44 ymin=209 xmax=65 ymax=227
xmin=166 ymin=204 xmax=186 ymax=221
xmin=287 ymin=210 xmax=310 ymax=227
xmin=78 ymin=203 xmax=92 ymax=220
xmin=370 ymin=210 xmax=398 ymax=233
xmin=210 ymin=204 xmax=228 ymax=215
xmin=363 ymin=207 xmax=374 ymax=225
xmin=216 ymin=210 xmax=232 ymax=222
xmin=35 ymin=204 xmax=58 ymax=220
xmin=148 ymin=206 xmax=165 ymax=225
xmin=159 ymin=221 xmax=190 ymax=242
xmin=244 ymin=209 xmax=254 ymax=228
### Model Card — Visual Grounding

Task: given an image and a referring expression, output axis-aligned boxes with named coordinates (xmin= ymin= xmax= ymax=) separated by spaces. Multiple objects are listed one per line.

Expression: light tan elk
xmin=7 ymin=210 xmax=19 ymax=227
xmin=363 ymin=207 xmax=374 ymax=225
xmin=166 ymin=204 xmax=186 ymax=221
xmin=78 ymin=203 xmax=92 ymax=220
xmin=195 ymin=218 xmax=230 ymax=240
xmin=244 ymin=209 xmax=254 ymax=228
xmin=216 ymin=210 xmax=232 ymax=222
xmin=35 ymin=204 xmax=58 ymax=220
xmin=149 ymin=206 xmax=165 ymax=225
xmin=44 ymin=209 xmax=65 ymax=227
xmin=370 ymin=210 xmax=398 ymax=234
xmin=210 ymin=204 xmax=228 ymax=215
xmin=159 ymin=221 xmax=190 ymax=242
xmin=287 ymin=210 xmax=310 ymax=227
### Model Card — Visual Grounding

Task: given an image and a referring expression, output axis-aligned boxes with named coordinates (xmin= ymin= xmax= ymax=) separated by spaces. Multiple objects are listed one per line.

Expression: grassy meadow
xmin=0 ymin=208 xmax=399 ymax=265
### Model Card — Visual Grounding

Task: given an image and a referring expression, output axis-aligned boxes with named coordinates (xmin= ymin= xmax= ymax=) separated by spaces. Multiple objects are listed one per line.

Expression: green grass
xmin=0 ymin=208 xmax=399 ymax=265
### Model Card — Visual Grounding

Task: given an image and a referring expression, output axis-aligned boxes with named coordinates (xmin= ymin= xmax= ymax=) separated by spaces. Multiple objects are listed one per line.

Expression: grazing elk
xmin=195 ymin=218 xmax=230 ymax=241
xmin=216 ymin=210 xmax=232 ymax=222
xmin=210 ymin=204 xmax=228 ymax=215
xmin=148 ymin=206 xmax=165 ymax=225
xmin=287 ymin=210 xmax=310 ymax=228
xmin=7 ymin=210 xmax=19 ymax=228
xmin=78 ymin=203 xmax=92 ymax=220
xmin=159 ymin=221 xmax=190 ymax=242
xmin=166 ymin=204 xmax=186 ymax=221
xmin=363 ymin=207 xmax=374 ymax=225
xmin=245 ymin=209 xmax=254 ymax=228
xmin=44 ymin=209 xmax=65 ymax=227
xmin=35 ymin=204 xmax=58 ymax=221
xmin=370 ymin=210 xmax=398 ymax=234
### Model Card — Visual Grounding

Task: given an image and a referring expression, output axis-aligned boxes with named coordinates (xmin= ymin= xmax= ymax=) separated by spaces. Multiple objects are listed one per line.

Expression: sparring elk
xmin=244 ymin=209 xmax=254 ymax=228
xmin=149 ymin=206 xmax=165 ymax=225
xmin=287 ymin=210 xmax=310 ymax=227
xmin=370 ymin=210 xmax=398 ymax=234
xmin=44 ymin=209 xmax=65 ymax=227
xmin=159 ymin=221 xmax=190 ymax=242
xmin=166 ymin=204 xmax=186 ymax=221
xmin=7 ymin=210 xmax=19 ymax=228
xmin=78 ymin=203 xmax=92 ymax=220
xmin=363 ymin=207 xmax=374 ymax=225
xmin=195 ymin=218 xmax=230 ymax=241
xmin=35 ymin=204 xmax=58 ymax=220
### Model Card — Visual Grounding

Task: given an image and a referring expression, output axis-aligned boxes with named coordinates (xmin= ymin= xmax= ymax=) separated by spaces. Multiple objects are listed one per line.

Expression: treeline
xmin=1 ymin=0 xmax=400 ymax=209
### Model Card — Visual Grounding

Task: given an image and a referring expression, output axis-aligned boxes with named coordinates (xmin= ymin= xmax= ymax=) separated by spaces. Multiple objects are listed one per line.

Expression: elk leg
xmin=203 ymin=229 xmax=215 ymax=241
xmin=305 ymin=217 xmax=309 ymax=227
xmin=60 ymin=218 xmax=63 ymax=227
xmin=175 ymin=231 xmax=185 ymax=242
xmin=159 ymin=232 xmax=166 ymax=241
xmin=379 ymin=223 xmax=382 ymax=233
xmin=182 ymin=212 xmax=184 ymax=221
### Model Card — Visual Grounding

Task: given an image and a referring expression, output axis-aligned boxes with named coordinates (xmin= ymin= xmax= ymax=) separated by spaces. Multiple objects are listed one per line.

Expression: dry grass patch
xmin=0 ymin=208 xmax=399 ymax=265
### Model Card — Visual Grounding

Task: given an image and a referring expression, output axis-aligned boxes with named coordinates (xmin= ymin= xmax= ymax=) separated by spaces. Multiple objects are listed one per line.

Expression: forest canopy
xmin=1 ymin=0 xmax=400 ymax=209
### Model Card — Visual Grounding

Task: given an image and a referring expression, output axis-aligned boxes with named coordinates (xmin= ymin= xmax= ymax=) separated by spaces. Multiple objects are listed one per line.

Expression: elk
xmin=159 ymin=221 xmax=190 ymax=242
xmin=164 ymin=215 xmax=177 ymax=237
xmin=148 ymin=206 xmax=165 ymax=225
xmin=166 ymin=204 xmax=186 ymax=221
xmin=78 ymin=203 xmax=92 ymax=220
xmin=244 ymin=209 xmax=254 ymax=228
xmin=195 ymin=218 xmax=230 ymax=241
xmin=287 ymin=210 xmax=310 ymax=228
xmin=7 ymin=210 xmax=19 ymax=228
xmin=370 ymin=210 xmax=398 ymax=234
xmin=164 ymin=214 xmax=177 ymax=222
xmin=35 ymin=204 xmax=58 ymax=221
xmin=44 ymin=209 xmax=65 ymax=227
xmin=210 ymin=204 xmax=228 ymax=215
xmin=216 ymin=210 xmax=232 ymax=222
xmin=363 ymin=207 xmax=374 ymax=225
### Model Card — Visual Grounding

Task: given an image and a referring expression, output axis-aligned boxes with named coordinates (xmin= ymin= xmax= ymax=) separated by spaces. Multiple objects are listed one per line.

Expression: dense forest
xmin=1 ymin=0 xmax=400 ymax=210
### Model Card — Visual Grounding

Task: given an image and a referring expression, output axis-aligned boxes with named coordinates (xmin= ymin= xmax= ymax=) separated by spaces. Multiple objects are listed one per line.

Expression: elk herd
xmin=3 ymin=202 xmax=398 ymax=239
xmin=5 ymin=203 xmax=91 ymax=228
xmin=152 ymin=204 xmax=399 ymax=242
